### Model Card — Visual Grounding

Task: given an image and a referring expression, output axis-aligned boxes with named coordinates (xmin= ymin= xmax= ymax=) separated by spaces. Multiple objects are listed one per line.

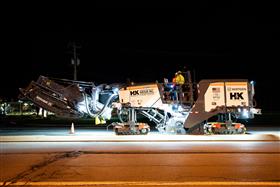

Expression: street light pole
xmin=70 ymin=42 xmax=81 ymax=81
xmin=73 ymin=44 xmax=77 ymax=81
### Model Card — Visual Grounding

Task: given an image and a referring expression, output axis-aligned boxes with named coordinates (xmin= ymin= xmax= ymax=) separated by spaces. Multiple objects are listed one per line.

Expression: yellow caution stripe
xmin=1 ymin=181 xmax=280 ymax=186
xmin=210 ymin=82 xmax=224 ymax=86
xmin=127 ymin=84 xmax=158 ymax=90
xmin=225 ymin=82 xmax=248 ymax=86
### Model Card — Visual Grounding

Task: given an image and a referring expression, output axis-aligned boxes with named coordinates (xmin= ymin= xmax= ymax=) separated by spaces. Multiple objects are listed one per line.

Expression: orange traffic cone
xmin=70 ymin=122 xmax=75 ymax=134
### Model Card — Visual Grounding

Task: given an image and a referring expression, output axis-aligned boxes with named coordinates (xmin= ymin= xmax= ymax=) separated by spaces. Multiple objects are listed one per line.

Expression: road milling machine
xmin=19 ymin=72 xmax=261 ymax=135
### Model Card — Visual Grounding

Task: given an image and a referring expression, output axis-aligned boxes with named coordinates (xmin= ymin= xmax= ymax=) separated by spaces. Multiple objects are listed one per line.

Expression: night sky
xmin=2 ymin=2 xmax=279 ymax=112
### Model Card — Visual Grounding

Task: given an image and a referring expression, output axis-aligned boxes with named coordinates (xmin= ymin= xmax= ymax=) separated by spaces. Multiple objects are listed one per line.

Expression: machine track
xmin=113 ymin=122 xmax=150 ymax=135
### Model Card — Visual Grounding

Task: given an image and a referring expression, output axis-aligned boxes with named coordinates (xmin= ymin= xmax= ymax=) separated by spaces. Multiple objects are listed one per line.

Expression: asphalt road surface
xmin=0 ymin=124 xmax=279 ymax=186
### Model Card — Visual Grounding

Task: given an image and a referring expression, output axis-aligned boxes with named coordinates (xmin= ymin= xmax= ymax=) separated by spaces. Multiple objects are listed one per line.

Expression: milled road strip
xmin=1 ymin=151 xmax=82 ymax=186
xmin=1 ymin=181 xmax=280 ymax=186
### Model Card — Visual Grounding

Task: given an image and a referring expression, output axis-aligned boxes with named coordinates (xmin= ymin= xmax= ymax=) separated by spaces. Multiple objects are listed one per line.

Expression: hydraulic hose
xmin=84 ymin=92 xmax=118 ymax=118
xmin=97 ymin=93 xmax=118 ymax=117
xmin=83 ymin=92 xmax=98 ymax=117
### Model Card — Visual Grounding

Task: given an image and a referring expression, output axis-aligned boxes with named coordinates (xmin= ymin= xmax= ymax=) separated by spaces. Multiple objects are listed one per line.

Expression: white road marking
xmin=1 ymin=133 xmax=279 ymax=142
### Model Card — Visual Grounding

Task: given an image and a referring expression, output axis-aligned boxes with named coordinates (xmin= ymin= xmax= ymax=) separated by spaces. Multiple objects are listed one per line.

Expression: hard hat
xmin=177 ymin=71 xmax=182 ymax=74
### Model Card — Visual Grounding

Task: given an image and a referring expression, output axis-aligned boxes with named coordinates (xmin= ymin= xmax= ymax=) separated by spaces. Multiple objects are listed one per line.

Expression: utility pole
xmin=70 ymin=42 xmax=81 ymax=80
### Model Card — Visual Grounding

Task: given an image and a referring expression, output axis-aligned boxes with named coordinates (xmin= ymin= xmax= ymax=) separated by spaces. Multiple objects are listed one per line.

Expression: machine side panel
xmin=118 ymin=88 xmax=130 ymax=104
xmin=184 ymin=79 xmax=249 ymax=129
xmin=119 ymin=84 xmax=163 ymax=108
xmin=184 ymin=80 xmax=222 ymax=129
xmin=225 ymin=82 xmax=249 ymax=107
xmin=205 ymin=82 xmax=225 ymax=112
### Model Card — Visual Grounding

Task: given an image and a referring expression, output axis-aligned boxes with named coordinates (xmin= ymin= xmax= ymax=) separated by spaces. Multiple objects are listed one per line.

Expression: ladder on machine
xmin=140 ymin=109 xmax=168 ymax=132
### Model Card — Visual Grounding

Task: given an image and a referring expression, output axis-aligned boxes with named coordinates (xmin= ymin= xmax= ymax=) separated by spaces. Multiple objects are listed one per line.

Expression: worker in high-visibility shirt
xmin=175 ymin=71 xmax=185 ymax=85
xmin=171 ymin=71 xmax=185 ymax=101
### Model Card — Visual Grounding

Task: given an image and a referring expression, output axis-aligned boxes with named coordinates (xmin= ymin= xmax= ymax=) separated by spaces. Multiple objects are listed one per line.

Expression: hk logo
xmin=130 ymin=90 xmax=139 ymax=96
xmin=230 ymin=92 xmax=243 ymax=100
